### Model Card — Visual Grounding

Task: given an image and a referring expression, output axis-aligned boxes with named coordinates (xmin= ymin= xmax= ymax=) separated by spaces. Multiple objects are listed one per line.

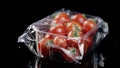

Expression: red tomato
xmin=51 ymin=19 xmax=65 ymax=26
xmin=67 ymin=31 xmax=83 ymax=49
xmin=38 ymin=37 xmax=52 ymax=58
xmin=50 ymin=20 xmax=60 ymax=27
xmin=82 ymin=19 xmax=97 ymax=34
xmin=53 ymin=36 xmax=68 ymax=48
xmin=66 ymin=21 xmax=82 ymax=34
xmin=67 ymin=39 xmax=78 ymax=50
xmin=83 ymin=36 xmax=93 ymax=53
xmin=68 ymin=31 xmax=83 ymax=37
xmin=49 ymin=23 xmax=66 ymax=35
xmin=62 ymin=47 xmax=80 ymax=62
xmin=71 ymin=13 xmax=86 ymax=25
xmin=44 ymin=34 xmax=53 ymax=39
xmin=54 ymin=12 xmax=70 ymax=23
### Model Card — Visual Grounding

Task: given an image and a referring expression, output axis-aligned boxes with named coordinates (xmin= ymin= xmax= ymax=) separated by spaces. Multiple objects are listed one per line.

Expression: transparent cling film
xmin=18 ymin=9 xmax=109 ymax=65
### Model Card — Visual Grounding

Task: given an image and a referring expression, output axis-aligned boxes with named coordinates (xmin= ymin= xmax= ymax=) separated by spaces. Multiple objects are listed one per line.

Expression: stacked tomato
xmin=38 ymin=12 xmax=97 ymax=62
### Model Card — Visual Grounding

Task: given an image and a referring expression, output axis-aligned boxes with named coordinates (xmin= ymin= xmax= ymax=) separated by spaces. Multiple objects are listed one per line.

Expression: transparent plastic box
xmin=18 ymin=9 xmax=109 ymax=67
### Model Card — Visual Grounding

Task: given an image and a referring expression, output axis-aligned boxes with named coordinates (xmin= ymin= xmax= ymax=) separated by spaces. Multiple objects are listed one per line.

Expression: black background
xmin=3 ymin=0 xmax=120 ymax=68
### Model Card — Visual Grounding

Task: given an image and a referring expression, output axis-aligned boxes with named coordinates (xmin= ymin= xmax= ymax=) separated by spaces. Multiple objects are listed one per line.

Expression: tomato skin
xmin=71 ymin=13 xmax=86 ymax=25
xmin=67 ymin=39 xmax=78 ymax=49
xmin=44 ymin=34 xmax=53 ymax=39
xmin=82 ymin=19 xmax=97 ymax=34
xmin=53 ymin=36 xmax=68 ymax=48
xmin=49 ymin=22 xmax=66 ymax=35
xmin=66 ymin=21 xmax=82 ymax=34
xmin=38 ymin=37 xmax=52 ymax=58
xmin=62 ymin=47 xmax=80 ymax=62
xmin=65 ymin=31 xmax=82 ymax=62
xmin=67 ymin=31 xmax=83 ymax=49
xmin=50 ymin=20 xmax=63 ymax=27
xmin=68 ymin=31 xmax=83 ymax=37
xmin=51 ymin=19 xmax=65 ymax=25
xmin=83 ymin=36 xmax=93 ymax=53
xmin=54 ymin=12 xmax=70 ymax=23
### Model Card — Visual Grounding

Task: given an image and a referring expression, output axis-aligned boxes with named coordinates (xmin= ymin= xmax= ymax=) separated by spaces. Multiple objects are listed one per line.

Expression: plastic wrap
xmin=18 ymin=9 xmax=109 ymax=65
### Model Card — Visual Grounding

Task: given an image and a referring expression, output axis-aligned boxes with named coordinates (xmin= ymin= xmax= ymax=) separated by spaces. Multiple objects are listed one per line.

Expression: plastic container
xmin=18 ymin=9 xmax=109 ymax=67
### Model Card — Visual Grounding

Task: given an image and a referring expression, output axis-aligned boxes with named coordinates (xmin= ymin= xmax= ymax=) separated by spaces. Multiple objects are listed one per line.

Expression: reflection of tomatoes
xmin=82 ymin=19 xmax=97 ymax=34
xmin=71 ymin=13 xmax=86 ymax=25
xmin=66 ymin=21 xmax=82 ymax=34
xmin=62 ymin=47 xmax=80 ymax=62
xmin=53 ymin=36 xmax=68 ymax=48
xmin=38 ymin=37 xmax=52 ymax=58
xmin=54 ymin=12 xmax=70 ymax=23
xmin=83 ymin=36 xmax=93 ymax=53
xmin=49 ymin=23 xmax=66 ymax=35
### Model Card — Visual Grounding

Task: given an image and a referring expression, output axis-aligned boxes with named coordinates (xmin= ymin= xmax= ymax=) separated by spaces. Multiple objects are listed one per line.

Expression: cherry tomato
xmin=68 ymin=31 xmax=83 ymax=37
xmin=38 ymin=37 xmax=52 ymax=58
xmin=67 ymin=39 xmax=78 ymax=49
xmin=83 ymin=36 xmax=93 ymax=53
xmin=66 ymin=21 xmax=82 ymax=34
xmin=71 ymin=13 xmax=86 ymax=25
xmin=44 ymin=34 xmax=53 ymax=39
xmin=51 ymin=19 xmax=65 ymax=26
xmin=82 ymin=19 xmax=97 ymax=34
xmin=49 ymin=23 xmax=66 ymax=35
xmin=54 ymin=12 xmax=70 ymax=23
xmin=67 ymin=31 xmax=83 ymax=49
xmin=62 ymin=47 xmax=80 ymax=62
xmin=53 ymin=36 xmax=68 ymax=48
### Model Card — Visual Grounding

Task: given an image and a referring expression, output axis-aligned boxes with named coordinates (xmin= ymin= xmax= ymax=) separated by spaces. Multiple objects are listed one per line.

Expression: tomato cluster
xmin=38 ymin=12 xmax=97 ymax=62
